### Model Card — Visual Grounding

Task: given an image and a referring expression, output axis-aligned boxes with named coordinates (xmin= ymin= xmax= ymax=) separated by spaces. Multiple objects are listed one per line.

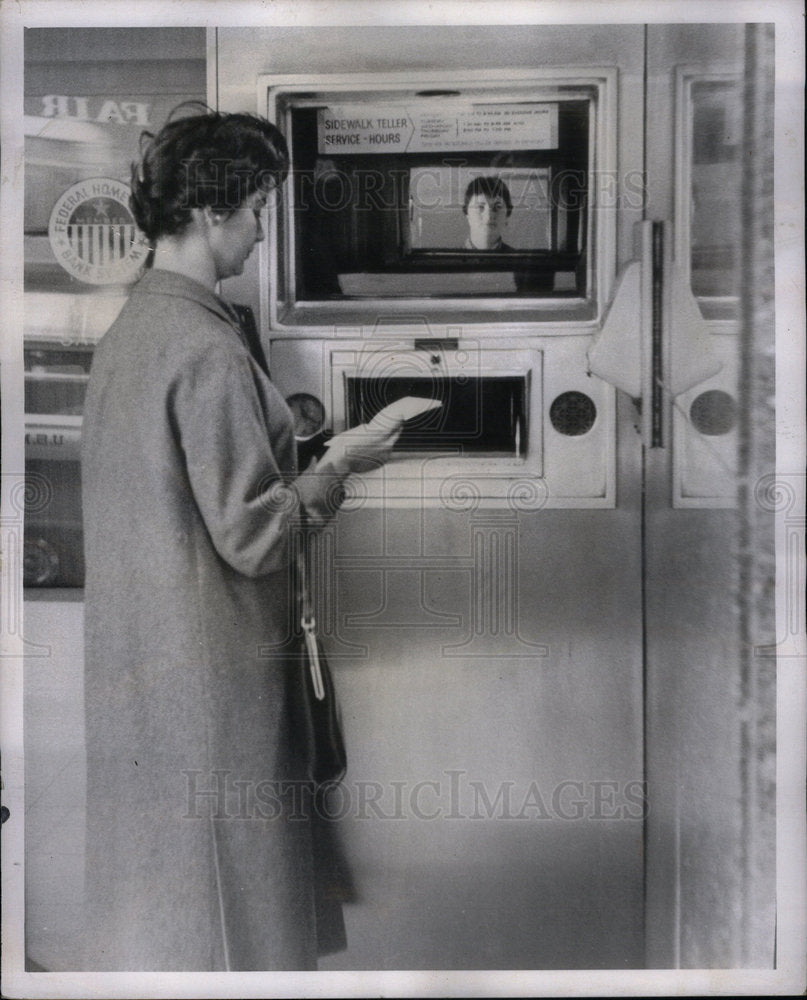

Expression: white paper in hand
xmin=368 ymin=396 xmax=443 ymax=428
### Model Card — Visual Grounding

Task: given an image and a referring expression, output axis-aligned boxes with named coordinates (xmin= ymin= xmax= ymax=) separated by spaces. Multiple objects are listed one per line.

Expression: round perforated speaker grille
xmin=689 ymin=389 xmax=737 ymax=436
xmin=549 ymin=391 xmax=597 ymax=436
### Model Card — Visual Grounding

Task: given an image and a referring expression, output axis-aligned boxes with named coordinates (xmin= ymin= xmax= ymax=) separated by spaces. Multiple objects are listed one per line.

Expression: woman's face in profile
xmin=209 ymin=189 xmax=269 ymax=280
xmin=466 ymin=192 xmax=509 ymax=249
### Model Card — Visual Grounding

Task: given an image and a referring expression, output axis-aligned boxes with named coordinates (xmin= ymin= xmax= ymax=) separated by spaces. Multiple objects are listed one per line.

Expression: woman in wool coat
xmin=80 ymin=109 xmax=402 ymax=971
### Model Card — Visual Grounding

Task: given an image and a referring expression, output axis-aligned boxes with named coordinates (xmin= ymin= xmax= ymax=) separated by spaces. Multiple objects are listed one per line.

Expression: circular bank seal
xmin=48 ymin=178 xmax=149 ymax=285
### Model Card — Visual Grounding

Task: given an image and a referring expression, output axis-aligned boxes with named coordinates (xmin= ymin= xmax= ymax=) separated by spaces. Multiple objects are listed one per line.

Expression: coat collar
xmin=130 ymin=267 xmax=237 ymax=329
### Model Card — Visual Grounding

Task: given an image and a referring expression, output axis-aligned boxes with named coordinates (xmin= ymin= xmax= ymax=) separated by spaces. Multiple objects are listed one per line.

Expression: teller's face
xmin=465 ymin=192 xmax=509 ymax=250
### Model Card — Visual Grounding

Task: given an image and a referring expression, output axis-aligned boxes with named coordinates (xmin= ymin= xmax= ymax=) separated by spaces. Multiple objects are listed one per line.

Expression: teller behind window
xmin=461 ymin=173 xmax=555 ymax=294
xmin=462 ymin=174 xmax=515 ymax=251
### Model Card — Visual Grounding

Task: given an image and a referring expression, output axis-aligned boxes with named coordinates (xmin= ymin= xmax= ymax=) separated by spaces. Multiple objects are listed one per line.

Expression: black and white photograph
xmin=0 ymin=1 xmax=804 ymax=997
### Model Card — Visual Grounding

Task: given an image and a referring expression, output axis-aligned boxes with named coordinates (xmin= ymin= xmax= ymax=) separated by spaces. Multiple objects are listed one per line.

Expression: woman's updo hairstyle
xmin=129 ymin=103 xmax=289 ymax=242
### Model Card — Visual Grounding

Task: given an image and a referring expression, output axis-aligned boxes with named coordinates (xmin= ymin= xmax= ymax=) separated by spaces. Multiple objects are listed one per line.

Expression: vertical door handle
xmin=587 ymin=221 xmax=723 ymax=448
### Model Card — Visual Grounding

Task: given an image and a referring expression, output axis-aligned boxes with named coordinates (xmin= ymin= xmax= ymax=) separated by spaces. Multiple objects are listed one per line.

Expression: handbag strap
xmin=295 ymin=507 xmax=326 ymax=700
xmin=296 ymin=506 xmax=314 ymax=625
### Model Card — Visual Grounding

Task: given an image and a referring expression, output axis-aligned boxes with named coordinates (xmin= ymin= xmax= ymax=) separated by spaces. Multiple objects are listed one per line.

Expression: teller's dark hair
xmin=129 ymin=104 xmax=289 ymax=242
xmin=462 ymin=175 xmax=513 ymax=217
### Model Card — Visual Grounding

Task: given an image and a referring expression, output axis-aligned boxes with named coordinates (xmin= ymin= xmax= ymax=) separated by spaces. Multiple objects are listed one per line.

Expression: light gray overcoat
xmin=81 ymin=268 xmax=346 ymax=970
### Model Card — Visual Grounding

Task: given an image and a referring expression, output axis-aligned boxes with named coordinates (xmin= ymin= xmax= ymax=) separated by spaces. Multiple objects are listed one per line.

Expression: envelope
xmin=367 ymin=396 xmax=443 ymax=426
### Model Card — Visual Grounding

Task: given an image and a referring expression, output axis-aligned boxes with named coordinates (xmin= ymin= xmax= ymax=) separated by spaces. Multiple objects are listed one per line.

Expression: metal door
xmin=590 ymin=22 xmax=775 ymax=968
xmin=640 ymin=24 xmax=775 ymax=968
xmin=587 ymin=23 xmax=775 ymax=968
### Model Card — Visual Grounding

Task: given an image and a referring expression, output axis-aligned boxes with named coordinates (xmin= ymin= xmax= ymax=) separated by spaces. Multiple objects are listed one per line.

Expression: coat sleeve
xmin=169 ymin=337 xmax=347 ymax=578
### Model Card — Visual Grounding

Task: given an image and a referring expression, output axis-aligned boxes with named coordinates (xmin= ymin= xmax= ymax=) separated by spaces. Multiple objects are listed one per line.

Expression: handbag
xmin=295 ymin=515 xmax=347 ymax=788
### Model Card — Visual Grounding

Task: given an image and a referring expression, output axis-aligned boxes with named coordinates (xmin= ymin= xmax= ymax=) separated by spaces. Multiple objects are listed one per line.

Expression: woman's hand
xmin=320 ymin=420 xmax=404 ymax=476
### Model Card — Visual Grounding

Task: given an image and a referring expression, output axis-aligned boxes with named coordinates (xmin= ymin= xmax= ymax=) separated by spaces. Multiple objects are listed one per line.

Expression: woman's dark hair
xmin=129 ymin=105 xmax=289 ymax=242
xmin=462 ymin=175 xmax=513 ymax=217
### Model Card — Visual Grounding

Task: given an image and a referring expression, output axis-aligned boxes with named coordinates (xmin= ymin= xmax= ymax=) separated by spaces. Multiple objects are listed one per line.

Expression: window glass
xmin=23 ymin=28 xmax=206 ymax=587
xmin=689 ymin=80 xmax=742 ymax=302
